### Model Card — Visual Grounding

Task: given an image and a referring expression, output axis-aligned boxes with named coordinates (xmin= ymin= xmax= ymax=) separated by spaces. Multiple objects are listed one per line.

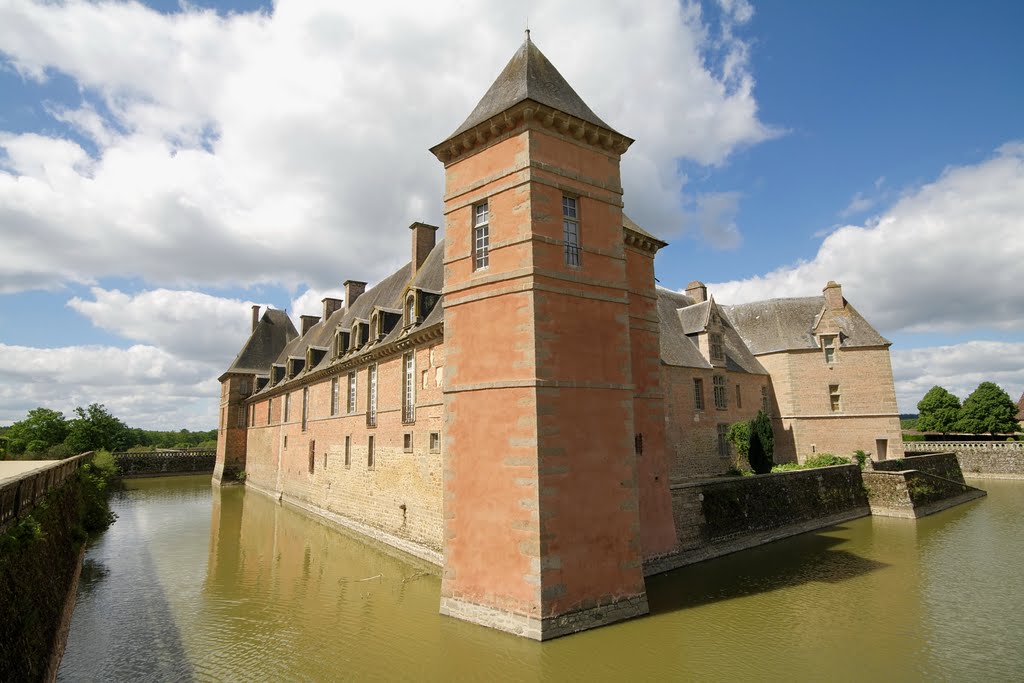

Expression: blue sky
xmin=0 ymin=0 xmax=1021 ymax=428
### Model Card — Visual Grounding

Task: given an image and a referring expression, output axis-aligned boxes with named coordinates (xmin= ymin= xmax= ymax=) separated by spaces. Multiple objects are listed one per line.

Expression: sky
xmin=0 ymin=0 xmax=1022 ymax=429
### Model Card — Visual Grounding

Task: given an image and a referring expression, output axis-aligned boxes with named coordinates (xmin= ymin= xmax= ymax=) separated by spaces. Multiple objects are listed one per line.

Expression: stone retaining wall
xmin=112 ymin=450 xmax=216 ymax=477
xmin=871 ymin=451 xmax=966 ymax=483
xmin=0 ymin=453 xmax=90 ymax=534
xmin=862 ymin=469 xmax=985 ymax=518
xmin=647 ymin=465 xmax=870 ymax=574
xmin=904 ymin=442 xmax=1024 ymax=479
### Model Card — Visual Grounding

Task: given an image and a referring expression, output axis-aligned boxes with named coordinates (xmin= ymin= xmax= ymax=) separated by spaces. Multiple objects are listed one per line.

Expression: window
xmin=713 ymin=375 xmax=727 ymax=410
xmin=402 ymin=352 xmax=415 ymax=423
xmin=717 ymin=424 xmax=729 ymax=458
xmin=406 ymin=294 xmax=417 ymax=326
xmin=736 ymin=384 xmax=742 ymax=409
xmin=429 ymin=432 xmax=440 ymax=453
xmin=308 ymin=439 xmax=316 ymax=474
xmin=344 ymin=435 xmax=351 ymax=468
xmin=236 ymin=407 xmax=245 ymax=428
xmin=563 ymin=195 xmax=580 ymax=266
xmin=693 ymin=378 xmax=704 ymax=411
xmin=829 ymin=384 xmax=841 ymax=412
xmin=403 ymin=432 xmax=413 ymax=452
xmin=331 ymin=377 xmax=340 ymax=416
xmin=250 ymin=404 xmax=255 ymax=427
xmin=710 ymin=333 xmax=724 ymax=362
xmin=239 ymin=379 xmax=249 ymax=395
xmin=367 ymin=435 xmax=375 ymax=469
xmin=761 ymin=386 xmax=770 ymax=413
xmin=283 ymin=435 xmax=288 ymax=448
xmin=473 ymin=202 xmax=489 ymax=270
xmin=367 ymin=364 xmax=378 ymax=427
xmin=284 ymin=393 xmax=291 ymax=422
xmin=347 ymin=371 xmax=357 ymax=414
xmin=267 ymin=399 xmax=272 ymax=425
xmin=301 ymin=387 xmax=309 ymax=432
xmin=821 ymin=334 xmax=838 ymax=364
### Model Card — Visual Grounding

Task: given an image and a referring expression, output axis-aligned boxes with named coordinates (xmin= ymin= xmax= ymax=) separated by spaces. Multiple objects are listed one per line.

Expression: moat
xmin=58 ymin=476 xmax=1024 ymax=681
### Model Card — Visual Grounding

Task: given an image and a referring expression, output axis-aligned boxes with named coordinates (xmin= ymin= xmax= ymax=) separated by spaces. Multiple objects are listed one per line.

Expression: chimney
xmin=823 ymin=281 xmax=845 ymax=311
xmin=685 ymin=281 xmax=707 ymax=303
xmin=251 ymin=305 xmax=260 ymax=332
xmin=344 ymin=280 xmax=367 ymax=312
xmin=322 ymin=297 xmax=343 ymax=320
xmin=300 ymin=315 xmax=320 ymax=336
xmin=409 ymin=222 xmax=439 ymax=278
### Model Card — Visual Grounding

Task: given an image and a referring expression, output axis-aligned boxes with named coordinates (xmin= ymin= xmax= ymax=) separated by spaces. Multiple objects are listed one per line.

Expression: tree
xmin=916 ymin=386 xmax=962 ymax=434
xmin=64 ymin=403 xmax=131 ymax=453
xmin=750 ymin=410 xmax=775 ymax=465
xmin=726 ymin=422 xmax=751 ymax=460
xmin=956 ymin=382 xmax=1019 ymax=435
xmin=747 ymin=428 xmax=772 ymax=474
xmin=5 ymin=407 xmax=69 ymax=452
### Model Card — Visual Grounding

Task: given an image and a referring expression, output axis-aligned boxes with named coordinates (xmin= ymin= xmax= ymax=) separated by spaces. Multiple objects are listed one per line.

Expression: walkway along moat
xmin=59 ymin=475 xmax=1024 ymax=681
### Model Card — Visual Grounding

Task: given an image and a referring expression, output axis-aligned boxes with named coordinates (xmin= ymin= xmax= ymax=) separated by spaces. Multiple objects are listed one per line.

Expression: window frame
xmin=713 ymin=375 xmax=727 ymax=410
xmin=367 ymin=434 xmax=375 ymax=469
xmin=331 ymin=377 xmax=340 ymax=416
xmin=366 ymin=363 xmax=378 ymax=427
xmin=347 ymin=371 xmax=357 ymax=414
xmin=429 ymin=431 xmax=441 ymax=453
xmin=473 ymin=201 xmax=490 ymax=270
xmin=562 ymin=195 xmax=580 ymax=267
xmin=284 ymin=392 xmax=291 ymax=423
xmin=821 ymin=334 xmax=838 ymax=364
xmin=402 ymin=351 xmax=416 ymax=424
xmin=344 ymin=435 xmax=351 ymax=468
xmin=301 ymin=387 xmax=309 ymax=432
xmin=717 ymin=424 xmax=730 ymax=458
xmin=693 ymin=378 xmax=704 ymax=411
xmin=709 ymin=333 xmax=725 ymax=362
xmin=829 ymin=384 xmax=841 ymax=412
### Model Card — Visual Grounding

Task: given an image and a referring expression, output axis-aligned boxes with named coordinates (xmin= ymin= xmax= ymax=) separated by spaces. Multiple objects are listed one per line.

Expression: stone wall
xmin=862 ymin=469 xmax=985 ymax=518
xmin=870 ymin=451 xmax=966 ymax=483
xmin=647 ymin=464 xmax=869 ymax=574
xmin=112 ymin=450 xmax=216 ymax=478
xmin=904 ymin=441 xmax=1024 ymax=478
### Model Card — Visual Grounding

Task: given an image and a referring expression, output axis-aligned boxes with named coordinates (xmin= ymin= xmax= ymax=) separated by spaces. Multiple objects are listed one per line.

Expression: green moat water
xmin=58 ymin=476 xmax=1024 ymax=681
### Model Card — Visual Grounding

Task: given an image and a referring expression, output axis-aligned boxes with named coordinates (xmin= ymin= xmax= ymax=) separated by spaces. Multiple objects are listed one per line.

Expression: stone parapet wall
xmin=862 ymin=469 xmax=985 ymax=518
xmin=904 ymin=442 xmax=1024 ymax=478
xmin=0 ymin=453 xmax=90 ymax=534
xmin=871 ymin=451 xmax=966 ymax=483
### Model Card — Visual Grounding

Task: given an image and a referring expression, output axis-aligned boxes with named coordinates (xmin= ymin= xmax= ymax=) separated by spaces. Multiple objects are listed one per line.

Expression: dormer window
xmin=821 ymin=334 xmax=838 ymax=364
xmin=271 ymin=364 xmax=286 ymax=385
xmin=370 ymin=312 xmax=381 ymax=341
xmin=709 ymin=333 xmax=725 ymax=362
xmin=307 ymin=346 xmax=327 ymax=369
xmin=405 ymin=292 xmax=419 ymax=327
xmin=350 ymin=321 xmax=369 ymax=351
xmin=334 ymin=329 xmax=350 ymax=358
xmin=287 ymin=356 xmax=305 ymax=378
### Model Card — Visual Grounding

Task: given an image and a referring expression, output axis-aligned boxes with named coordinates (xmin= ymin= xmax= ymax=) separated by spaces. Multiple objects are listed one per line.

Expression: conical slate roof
xmin=444 ymin=33 xmax=617 ymax=142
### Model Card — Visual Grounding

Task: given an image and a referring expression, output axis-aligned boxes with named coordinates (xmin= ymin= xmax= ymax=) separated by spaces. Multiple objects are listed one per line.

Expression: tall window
xmin=284 ymin=392 xmax=291 ymax=422
xmin=267 ymin=398 xmax=272 ymax=425
xmin=693 ymin=378 xmax=704 ymax=411
xmin=761 ymin=385 xmax=770 ymax=413
xmin=236 ymin=407 xmax=246 ymax=428
xmin=331 ymin=377 xmax=340 ymax=416
xmin=367 ymin=364 xmax=378 ymax=427
xmin=735 ymin=384 xmax=742 ymax=409
xmin=402 ymin=352 xmax=415 ymax=423
xmin=829 ymin=384 xmax=841 ymax=412
xmin=308 ymin=439 xmax=315 ymax=473
xmin=821 ymin=334 xmax=837 ymax=364
xmin=347 ymin=371 xmax=357 ymax=414
xmin=344 ymin=435 xmax=351 ymax=468
xmin=406 ymin=294 xmax=417 ymax=326
xmin=563 ymin=195 xmax=580 ymax=266
xmin=473 ymin=202 xmax=489 ymax=270
xmin=301 ymin=387 xmax=309 ymax=431
xmin=710 ymin=333 xmax=724 ymax=361
xmin=713 ymin=375 xmax=727 ymax=410
xmin=717 ymin=424 xmax=729 ymax=457
xmin=367 ymin=435 xmax=375 ymax=469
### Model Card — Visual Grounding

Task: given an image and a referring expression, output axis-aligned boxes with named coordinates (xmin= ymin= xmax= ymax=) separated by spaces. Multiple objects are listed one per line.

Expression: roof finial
xmin=525 ymin=17 xmax=530 ymax=42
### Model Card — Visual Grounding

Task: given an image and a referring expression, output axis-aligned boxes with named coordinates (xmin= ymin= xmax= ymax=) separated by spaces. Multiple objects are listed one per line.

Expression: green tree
xmin=726 ymin=422 xmax=751 ymax=460
xmin=747 ymin=428 xmax=772 ymax=474
xmin=750 ymin=410 xmax=775 ymax=465
xmin=64 ymin=403 xmax=131 ymax=453
xmin=915 ymin=386 xmax=962 ymax=434
xmin=5 ymin=407 xmax=69 ymax=452
xmin=955 ymin=382 xmax=1019 ymax=435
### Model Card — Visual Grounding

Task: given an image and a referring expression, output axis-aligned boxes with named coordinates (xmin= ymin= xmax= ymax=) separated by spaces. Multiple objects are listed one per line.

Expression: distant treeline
xmin=0 ymin=404 xmax=216 ymax=460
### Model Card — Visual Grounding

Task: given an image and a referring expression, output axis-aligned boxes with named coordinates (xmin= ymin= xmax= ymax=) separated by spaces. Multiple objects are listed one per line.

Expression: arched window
xmin=406 ymin=294 xmax=417 ymax=326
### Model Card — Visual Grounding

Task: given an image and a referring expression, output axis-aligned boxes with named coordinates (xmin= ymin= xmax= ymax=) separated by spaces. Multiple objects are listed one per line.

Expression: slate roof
xmin=442 ymin=34 xmax=619 ymax=144
xmin=222 ymin=309 xmax=298 ymax=379
xmin=655 ymin=289 xmax=768 ymax=374
xmin=723 ymin=297 xmax=890 ymax=355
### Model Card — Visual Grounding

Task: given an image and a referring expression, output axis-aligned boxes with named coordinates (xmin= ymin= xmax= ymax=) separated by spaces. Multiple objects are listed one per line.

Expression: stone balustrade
xmin=0 ymin=452 xmax=92 ymax=534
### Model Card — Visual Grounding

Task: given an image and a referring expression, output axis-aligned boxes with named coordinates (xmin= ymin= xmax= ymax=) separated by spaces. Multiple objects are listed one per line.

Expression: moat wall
xmin=904 ymin=442 xmax=1024 ymax=479
xmin=647 ymin=464 xmax=870 ymax=574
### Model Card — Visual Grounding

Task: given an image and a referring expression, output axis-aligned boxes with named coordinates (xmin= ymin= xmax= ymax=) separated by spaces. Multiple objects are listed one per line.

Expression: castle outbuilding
xmin=216 ymin=34 xmax=904 ymax=640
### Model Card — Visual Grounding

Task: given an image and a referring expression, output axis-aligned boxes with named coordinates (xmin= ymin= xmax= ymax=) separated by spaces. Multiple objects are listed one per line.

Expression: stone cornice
xmin=623 ymin=226 xmax=667 ymax=253
xmin=430 ymin=100 xmax=634 ymax=165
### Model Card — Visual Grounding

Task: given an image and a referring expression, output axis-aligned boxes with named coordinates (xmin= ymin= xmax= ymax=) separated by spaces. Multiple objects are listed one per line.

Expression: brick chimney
xmin=823 ymin=281 xmax=845 ymax=311
xmin=344 ymin=280 xmax=367 ymax=312
xmin=686 ymin=281 xmax=707 ymax=303
xmin=251 ymin=305 xmax=260 ymax=332
xmin=409 ymin=222 xmax=439 ymax=278
xmin=300 ymin=315 xmax=320 ymax=336
xmin=322 ymin=297 xmax=343 ymax=320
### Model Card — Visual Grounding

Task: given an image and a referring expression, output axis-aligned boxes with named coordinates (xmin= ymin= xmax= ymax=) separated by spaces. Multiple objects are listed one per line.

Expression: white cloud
xmin=838 ymin=191 xmax=875 ymax=218
xmin=67 ymin=287 xmax=267 ymax=363
xmin=689 ymin=191 xmax=743 ymax=249
xmin=708 ymin=142 xmax=1024 ymax=334
xmin=0 ymin=0 xmax=775 ymax=297
xmin=891 ymin=341 xmax=1024 ymax=414
xmin=289 ymin=286 xmax=345 ymax=319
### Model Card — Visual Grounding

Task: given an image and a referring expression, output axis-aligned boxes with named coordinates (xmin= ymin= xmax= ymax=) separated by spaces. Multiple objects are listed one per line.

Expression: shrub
xmin=726 ymin=422 xmax=751 ymax=460
xmin=751 ymin=410 xmax=775 ymax=464
xmin=747 ymin=429 xmax=772 ymax=474
xmin=770 ymin=463 xmax=802 ymax=473
xmin=803 ymin=453 xmax=850 ymax=468
xmin=853 ymin=450 xmax=868 ymax=469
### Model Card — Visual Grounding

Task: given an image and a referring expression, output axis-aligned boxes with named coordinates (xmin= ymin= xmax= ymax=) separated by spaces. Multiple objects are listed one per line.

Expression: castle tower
xmin=431 ymin=34 xmax=674 ymax=639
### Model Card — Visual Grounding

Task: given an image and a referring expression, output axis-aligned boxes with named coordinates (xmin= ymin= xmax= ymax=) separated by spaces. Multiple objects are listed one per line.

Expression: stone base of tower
xmin=439 ymin=593 xmax=650 ymax=641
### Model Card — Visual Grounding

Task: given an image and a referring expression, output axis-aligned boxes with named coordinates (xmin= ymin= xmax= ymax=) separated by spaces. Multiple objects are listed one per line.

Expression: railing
xmin=905 ymin=441 xmax=1022 ymax=452
xmin=0 ymin=452 xmax=92 ymax=534
xmin=111 ymin=449 xmax=216 ymax=477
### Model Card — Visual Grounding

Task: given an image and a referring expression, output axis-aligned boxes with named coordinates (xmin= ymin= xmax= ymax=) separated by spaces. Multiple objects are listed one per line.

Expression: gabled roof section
xmin=444 ymin=34 xmax=617 ymax=144
xmin=724 ymin=297 xmax=890 ymax=355
xmin=222 ymin=309 xmax=298 ymax=378
xmin=678 ymin=301 xmax=711 ymax=335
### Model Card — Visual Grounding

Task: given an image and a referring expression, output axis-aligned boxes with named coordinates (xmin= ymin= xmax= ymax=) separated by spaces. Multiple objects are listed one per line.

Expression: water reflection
xmin=59 ymin=476 xmax=1023 ymax=682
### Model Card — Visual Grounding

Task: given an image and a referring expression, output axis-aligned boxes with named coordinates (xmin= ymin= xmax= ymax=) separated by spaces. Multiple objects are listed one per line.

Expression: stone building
xmin=215 ymin=34 xmax=903 ymax=639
